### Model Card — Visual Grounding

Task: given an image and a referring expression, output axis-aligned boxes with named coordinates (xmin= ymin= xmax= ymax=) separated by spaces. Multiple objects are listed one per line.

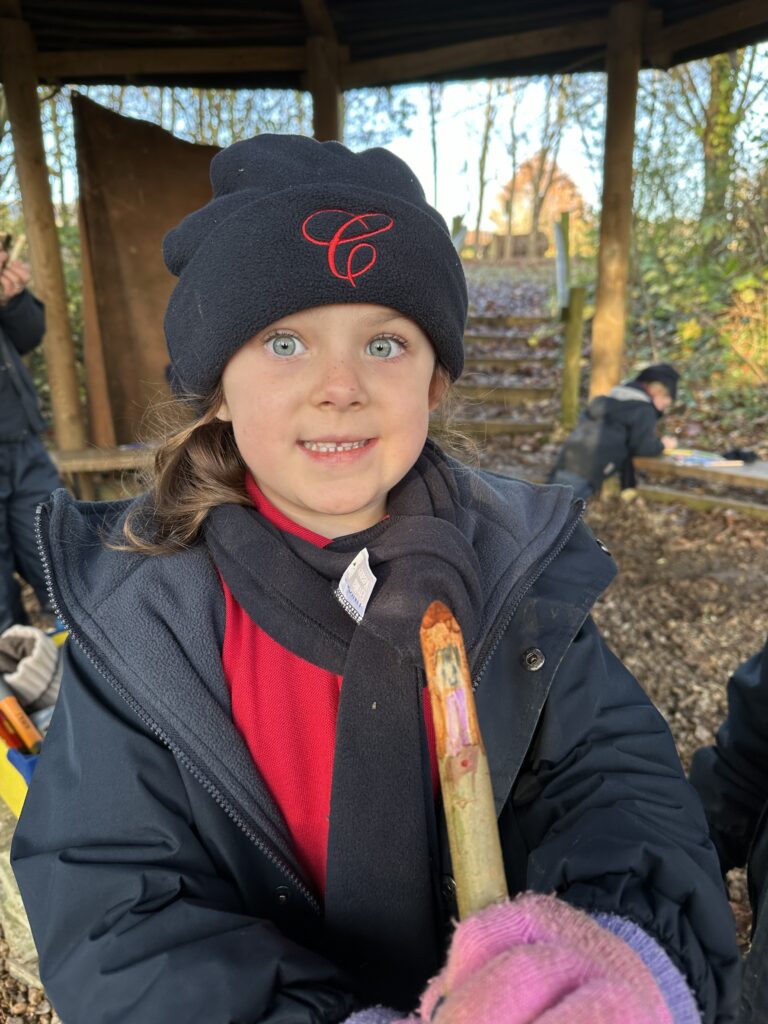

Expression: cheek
xmin=395 ymin=396 xmax=432 ymax=449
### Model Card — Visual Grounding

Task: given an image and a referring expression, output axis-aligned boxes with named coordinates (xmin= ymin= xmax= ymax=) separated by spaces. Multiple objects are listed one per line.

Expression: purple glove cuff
xmin=593 ymin=913 xmax=701 ymax=1024
xmin=342 ymin=1008 xmax=404 ymax=1024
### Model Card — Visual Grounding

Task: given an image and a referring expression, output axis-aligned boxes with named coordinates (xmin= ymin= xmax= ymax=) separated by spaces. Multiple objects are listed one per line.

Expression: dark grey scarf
xmin=204 ymin=441 xmax=574 ymax=1007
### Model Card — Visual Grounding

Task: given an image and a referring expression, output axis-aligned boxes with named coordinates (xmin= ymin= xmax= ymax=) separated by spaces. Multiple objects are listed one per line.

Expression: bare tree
xmin=428 ymin=82 xmax=443 ymax=207
xmin=670 ymin=48 xmax=766 ymax=231
xmin=474 ymin=80 xmax=504 ymax=258
xmin=44 ymin=90 xmax=70 ymax=225
xmin=501 ymin=80 xmax=527 ymax=258
xmin=526 ymin=75 xmax=570 ymax=258
xmin=0 ymin=87 xmax=14 ymax=201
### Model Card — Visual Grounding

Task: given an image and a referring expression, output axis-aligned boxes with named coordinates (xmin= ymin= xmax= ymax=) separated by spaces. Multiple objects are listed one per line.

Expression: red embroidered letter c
xmin=302 ymin=209 xmax=395 ymax=287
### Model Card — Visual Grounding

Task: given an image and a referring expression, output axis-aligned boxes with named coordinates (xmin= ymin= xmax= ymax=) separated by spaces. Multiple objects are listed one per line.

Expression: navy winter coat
xmin=0 ymin=290 xmax=47 ymax=437
xmin=11 ymin=482 xmax=740 ymax=1023
xmin=690 ymin=638 xmax=768 ymax=1021
xmin=551 ymin=383 xmax=664 ymax=493
xmin=690 ymin=636 xmax=768 ymax=879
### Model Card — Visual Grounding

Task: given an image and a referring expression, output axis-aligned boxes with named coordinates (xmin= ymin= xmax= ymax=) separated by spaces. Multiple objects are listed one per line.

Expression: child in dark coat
xmin=11 ymin=136 xmax=738 ymax=1023
xmin=690 ymin=636 xmax=768 ymax=1023
xmin=0 ymin=253 xmax=62 ymax=630
xmin=548 ymin=363 xmax=679 ymax=498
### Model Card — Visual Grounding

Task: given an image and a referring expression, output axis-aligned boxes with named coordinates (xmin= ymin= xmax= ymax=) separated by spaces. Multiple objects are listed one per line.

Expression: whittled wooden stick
xmin=9 ymin=234 xmax=26 ymax=263
xmin=420 ymin=600 xmax=508 ymax=919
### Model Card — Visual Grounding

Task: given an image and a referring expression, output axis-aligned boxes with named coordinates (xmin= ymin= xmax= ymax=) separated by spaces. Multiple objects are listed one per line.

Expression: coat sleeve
xmin=626 ymin=404 xmax=664 ymax=457
xmin=689 ymin=637 xmax=768 ymax=873
xmin=512 ymin=617 xmax=740 ymax=1024
xmin=0 ymin=291 xmax=46 ymax=354
xmin=11 ymin=643 xmax=357 ymax=1024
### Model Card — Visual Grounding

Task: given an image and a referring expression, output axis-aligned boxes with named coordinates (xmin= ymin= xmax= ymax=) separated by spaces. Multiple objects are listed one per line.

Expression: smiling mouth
xmin=301 ymin=439 xmax=372 ymax=453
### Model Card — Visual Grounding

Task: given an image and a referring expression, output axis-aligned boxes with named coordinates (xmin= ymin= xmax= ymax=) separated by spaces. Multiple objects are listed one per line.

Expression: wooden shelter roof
xmin=22 ymin=0 xmax=768 ymax=90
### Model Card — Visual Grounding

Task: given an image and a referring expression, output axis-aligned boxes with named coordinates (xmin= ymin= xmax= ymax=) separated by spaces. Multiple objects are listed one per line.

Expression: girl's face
xmin=217 ymin=303 xmax=446 ymax=538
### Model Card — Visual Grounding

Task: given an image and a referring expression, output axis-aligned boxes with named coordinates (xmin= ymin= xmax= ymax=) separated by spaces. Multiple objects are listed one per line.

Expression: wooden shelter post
xmin=589 ymin=0 xmax=644 ymax=398
xmin=305 ymin=36 xmax=342 ymax=141
xmin=301 ymin=1 xmax=342 ymax=141
xmin=0 ymin=9 xmax=86 ymax=451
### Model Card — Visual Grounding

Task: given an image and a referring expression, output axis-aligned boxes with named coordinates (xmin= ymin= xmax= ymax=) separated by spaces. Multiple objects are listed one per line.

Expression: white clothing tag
xmin=334 ymin=548 xmax=377 ymax=623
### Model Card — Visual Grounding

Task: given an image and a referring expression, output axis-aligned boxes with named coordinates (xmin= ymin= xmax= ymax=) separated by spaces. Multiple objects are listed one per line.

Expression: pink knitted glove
xmin=412 ymin=893 xmax=674 ymax=1024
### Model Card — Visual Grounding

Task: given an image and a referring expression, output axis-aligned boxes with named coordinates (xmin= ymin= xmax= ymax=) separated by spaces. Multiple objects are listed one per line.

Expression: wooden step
xmin=467 ymin=314 xmax=553 ymax=329
xmin=452 ymin=419 xmax=554 ymax=437
xmin=464 ymin=331 xmax=559 ymax=345
xmin=636 ymin=485 xmax=768 ymax=520
xmin=464 ymin=354 xmax=557 ymax=369
xmin=454 ymin=384 xmax=555 ymax=403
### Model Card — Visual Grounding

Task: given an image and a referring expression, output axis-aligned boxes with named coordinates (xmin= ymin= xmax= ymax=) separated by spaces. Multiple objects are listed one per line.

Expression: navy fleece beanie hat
xmin=633 ymin=363 xmax=679 ymax=400
xmin=162 ymin=134 xmax=467 ymax=395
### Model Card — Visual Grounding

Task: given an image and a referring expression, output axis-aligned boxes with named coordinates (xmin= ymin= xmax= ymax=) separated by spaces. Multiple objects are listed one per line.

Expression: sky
xmin=382 ymin=80 xmax=602 ymax=232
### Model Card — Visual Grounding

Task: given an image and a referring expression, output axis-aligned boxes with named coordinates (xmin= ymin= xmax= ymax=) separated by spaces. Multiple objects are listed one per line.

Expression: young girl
xmin=12 ymin=135 xmax=738 ymax=1023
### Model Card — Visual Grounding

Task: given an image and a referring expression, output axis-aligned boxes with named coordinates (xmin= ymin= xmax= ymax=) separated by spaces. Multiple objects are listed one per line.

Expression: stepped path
xmin=452 ymin=312 xmax=561 ymax=442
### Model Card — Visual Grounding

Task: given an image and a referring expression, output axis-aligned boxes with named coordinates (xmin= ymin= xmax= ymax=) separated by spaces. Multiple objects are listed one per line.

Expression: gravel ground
xmin=585 ymin=496 xmax=766 ymax=950
xmin=0 ymin=955 xmax=58 ymax=1024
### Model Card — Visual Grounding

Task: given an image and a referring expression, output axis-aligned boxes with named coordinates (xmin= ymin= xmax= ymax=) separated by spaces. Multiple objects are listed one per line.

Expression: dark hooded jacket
xmin=0 ymin=291 xmax=47 ymax=437
xmin=11 ymin=461 xmax=739 ymax=1024
xmin=690 ymin=636 xmax=768 ymax=890
xmin=551 ymin=383 xmax=664 ymax=493
xmin=690 ymin=638 xmax=768 ymax=1022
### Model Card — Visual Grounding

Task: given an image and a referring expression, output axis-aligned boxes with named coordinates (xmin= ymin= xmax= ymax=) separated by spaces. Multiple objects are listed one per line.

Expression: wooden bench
xmin=633 ymin=455 xmax=768 ymax=494
xmin=633 ymin=453 xmax=768 ymax=519
xmin=50 ymin=445 xmax=154 ymax=499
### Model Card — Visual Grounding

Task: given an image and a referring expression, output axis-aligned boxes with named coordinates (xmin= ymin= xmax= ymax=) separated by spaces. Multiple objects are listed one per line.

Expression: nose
xmin=313 ymin=353 xmax=367 ymax=410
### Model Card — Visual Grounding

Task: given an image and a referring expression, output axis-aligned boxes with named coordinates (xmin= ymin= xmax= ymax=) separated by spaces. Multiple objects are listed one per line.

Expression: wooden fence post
xmin=554 ymin=211 xmax=570 ymax=317
xmin=561 ymin=286 xmax=585 ymax=430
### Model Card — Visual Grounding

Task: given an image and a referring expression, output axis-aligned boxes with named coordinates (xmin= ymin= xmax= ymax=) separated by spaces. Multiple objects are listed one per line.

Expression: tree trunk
xmin=47 ymin=91 xmax=68 ymax=225
xmin=474 ymin=81 xmax=495 ymax=259
xmin=428 ymin=82 xmax=443 ymax=207
xmin=701 ymin=52 xmax=741 ymax=227
xmin=526 ymin=77 xmax=567 ymax=259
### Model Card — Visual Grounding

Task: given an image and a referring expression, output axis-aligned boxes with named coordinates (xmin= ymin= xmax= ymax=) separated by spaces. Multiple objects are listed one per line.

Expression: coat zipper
xmin=34 ymin=504 xmax=322 ymax=916
xmin=471 ymin=498 xmax=586 ymax=690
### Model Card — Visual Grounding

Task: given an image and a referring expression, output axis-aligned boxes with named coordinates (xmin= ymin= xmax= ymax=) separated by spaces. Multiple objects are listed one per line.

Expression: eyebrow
xmin=361 ymin=311 xmax=411 ymax=326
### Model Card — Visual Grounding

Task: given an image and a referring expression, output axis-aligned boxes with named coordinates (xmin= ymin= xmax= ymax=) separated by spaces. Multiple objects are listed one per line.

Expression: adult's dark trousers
xmin=0 ymin=434 xmax=62 ymax=631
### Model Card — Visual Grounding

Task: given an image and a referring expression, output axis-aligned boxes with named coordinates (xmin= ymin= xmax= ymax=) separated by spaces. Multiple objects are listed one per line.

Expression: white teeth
xmin=302 ymin=440 xmax=368 ymax=453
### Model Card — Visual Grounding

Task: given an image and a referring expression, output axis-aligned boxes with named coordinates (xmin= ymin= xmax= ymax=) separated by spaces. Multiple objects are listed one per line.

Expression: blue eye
xmin=366 ymin=335 xmax=405 ymax=359
xmin=265 ymin=333 xmax=306 ymax=357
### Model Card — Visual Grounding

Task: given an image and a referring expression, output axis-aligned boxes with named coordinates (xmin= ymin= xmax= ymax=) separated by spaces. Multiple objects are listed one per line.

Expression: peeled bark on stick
xmin=420 ymin=600 xmax=508 ymax=920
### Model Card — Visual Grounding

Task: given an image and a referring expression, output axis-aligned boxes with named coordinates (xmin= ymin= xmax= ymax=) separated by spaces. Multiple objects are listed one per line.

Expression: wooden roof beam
xmin=646 ymin=0 xmax=768 ymax=66
xmin=341 ymin=17 xmax=608 ymax=88
xmin=36 ymin=45 xmax=307 ymax=81
xmin=29 ymin=5 xmax=768 ymax=92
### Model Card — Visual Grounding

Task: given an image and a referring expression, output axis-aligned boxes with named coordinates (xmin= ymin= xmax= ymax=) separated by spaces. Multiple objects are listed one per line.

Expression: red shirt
xmin=220 ymin=477 xmax=437 ymax=896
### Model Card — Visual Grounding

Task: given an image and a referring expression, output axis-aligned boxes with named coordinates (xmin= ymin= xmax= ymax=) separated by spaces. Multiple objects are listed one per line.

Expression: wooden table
xmin=634 ymin=455 xmax=768 ymax=494
xmin=50 ymin=445 xmax=155 ymax=499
